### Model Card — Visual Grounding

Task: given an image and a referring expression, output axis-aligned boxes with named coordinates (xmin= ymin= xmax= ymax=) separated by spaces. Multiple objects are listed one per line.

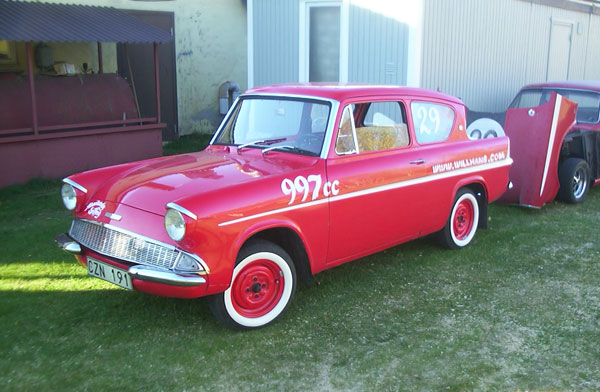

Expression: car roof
xmin=244 ymin=83 xmax=464 ymax=105
xmin=521 ymin=80 xmax=600 ymax=92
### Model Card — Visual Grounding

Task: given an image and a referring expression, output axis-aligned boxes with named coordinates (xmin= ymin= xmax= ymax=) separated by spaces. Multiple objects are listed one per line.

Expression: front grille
xmin=69 ymin=219 xmax=178 ymax=270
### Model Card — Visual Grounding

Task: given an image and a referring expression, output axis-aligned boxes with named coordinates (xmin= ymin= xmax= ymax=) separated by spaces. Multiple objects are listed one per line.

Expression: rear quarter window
xmin=411 ymin=102 xmax=455 ymax=144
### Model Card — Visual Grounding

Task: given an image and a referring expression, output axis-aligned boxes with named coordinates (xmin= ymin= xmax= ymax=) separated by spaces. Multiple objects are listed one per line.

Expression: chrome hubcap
xmin=572 ymin=167 xmax=587 ymax=199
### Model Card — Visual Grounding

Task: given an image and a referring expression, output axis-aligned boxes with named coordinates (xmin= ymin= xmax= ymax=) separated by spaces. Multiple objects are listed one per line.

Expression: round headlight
xmin=165 ymin=208 xmax=186 ymax=241
xmin=61 ymin=183 xmax=77 ymax=210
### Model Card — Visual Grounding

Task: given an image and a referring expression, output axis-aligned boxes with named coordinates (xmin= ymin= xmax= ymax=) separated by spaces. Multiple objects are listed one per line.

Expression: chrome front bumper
xmin=128 ymin=265 xmax=206 ymax=287
xmin=55 ymin=233 xmax=206 ymax=287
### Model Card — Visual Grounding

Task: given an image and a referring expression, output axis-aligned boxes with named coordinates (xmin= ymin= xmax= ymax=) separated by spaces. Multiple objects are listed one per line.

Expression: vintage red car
xmin=506 ymin=81 xmax=600 ymax=205
xmin=468 ymin=81 xmax=600 ymax=207
xmin=56 ymin=84 xmax=512 ymax=329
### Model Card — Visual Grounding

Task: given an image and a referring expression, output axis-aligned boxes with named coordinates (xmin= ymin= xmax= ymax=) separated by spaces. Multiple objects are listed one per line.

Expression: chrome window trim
xmin=166 ymin=202 xmax=198 ymax=221
xmin=320 ymin=98 xmax=340 ymax=159
xmin=209 ymin=92 xmax=340 ymax=159
xmin=62 ymin=178 xmax=87 ymax=194
xmin=349 ymin=104 xmax=360 ymax=154
xmin=72 ymin=219 xmax=210 ymax=273
xmin=210 ymin=96 xmax=241 ymax=145
xmin=335 ymin=105 xmax=359 ymax=156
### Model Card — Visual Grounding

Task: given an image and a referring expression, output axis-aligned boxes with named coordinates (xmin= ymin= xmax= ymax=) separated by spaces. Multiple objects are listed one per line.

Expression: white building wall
xmin=251 ymin=0 xmax=299 ymax=87
xmin=421 ymin=0 xmax=600 ymax=112
xmin=585 ymin=12 xmax=600 ymax=80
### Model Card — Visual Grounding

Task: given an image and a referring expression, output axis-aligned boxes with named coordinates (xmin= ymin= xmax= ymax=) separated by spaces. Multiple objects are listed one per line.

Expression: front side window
xmin=215 ymin=97 xmax=331 ymax=156
xmin=335 ymin=101 xmax=411 ymax=155
xmin=510 ymin=89 xmax=550 ymax=109
xmin=411 ymin=102 xmax=455 ymax=144
xmin=358 ymin=101 xmax=409 ymax=152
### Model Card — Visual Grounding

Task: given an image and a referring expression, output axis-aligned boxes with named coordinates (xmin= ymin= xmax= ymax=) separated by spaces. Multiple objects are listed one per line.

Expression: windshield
xmin=510 ymin=88 xmax=600 ymax=124
xmin=214 ymin=97 xmax=331 ymax=156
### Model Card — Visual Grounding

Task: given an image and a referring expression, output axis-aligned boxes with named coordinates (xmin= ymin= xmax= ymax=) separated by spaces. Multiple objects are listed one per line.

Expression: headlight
xmin=61 ymin=183 xmax=77 ymax=210
xmin=165 ymin=208 xmax=186 ymax=241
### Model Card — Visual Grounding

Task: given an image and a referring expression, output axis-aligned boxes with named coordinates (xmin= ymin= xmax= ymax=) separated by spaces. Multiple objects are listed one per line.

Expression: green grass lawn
xmin=1 ymin=139 xmax=599 ymax=391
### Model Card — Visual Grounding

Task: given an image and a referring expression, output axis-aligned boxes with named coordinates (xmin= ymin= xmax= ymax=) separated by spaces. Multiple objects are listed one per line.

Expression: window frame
xmin=334 ymin=104 xmax=359 ymax=155
xmin=212 ymin=95 xmax=333 ymax=156
xmin=334 ymin=99 xmax=412 ymax=156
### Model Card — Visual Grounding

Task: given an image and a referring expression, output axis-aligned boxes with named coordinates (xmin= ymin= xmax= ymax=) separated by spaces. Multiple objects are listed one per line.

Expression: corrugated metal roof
xmin=0 ymin=0 xmax=173 ymax=43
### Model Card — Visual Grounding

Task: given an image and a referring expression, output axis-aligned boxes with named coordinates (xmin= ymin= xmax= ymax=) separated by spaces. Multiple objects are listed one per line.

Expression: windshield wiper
xmin=262 ymin=145 xmax=317 ymax=156
xmin=237 ymin=138 xmax=287 ymax=152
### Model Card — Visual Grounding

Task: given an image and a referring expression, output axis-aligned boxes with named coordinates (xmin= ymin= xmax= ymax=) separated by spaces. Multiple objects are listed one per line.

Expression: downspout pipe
xmin=219 ymin=81 xmax=240 ymax=115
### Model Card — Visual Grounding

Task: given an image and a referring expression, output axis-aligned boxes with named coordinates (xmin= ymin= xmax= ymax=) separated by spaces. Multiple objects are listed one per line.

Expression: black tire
xmin=558 ymin=158 xmax=591 ymax=204
xmin=438 ymin=188 xmax=480 ymax=249
xmin=207 ymin=239 xmax=296 ymax=330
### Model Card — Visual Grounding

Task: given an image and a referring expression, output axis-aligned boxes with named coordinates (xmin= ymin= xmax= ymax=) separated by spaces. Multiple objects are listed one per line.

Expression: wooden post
xmin=154 ymin=42 xmax=161 ymax=124
xmin=26 ymin=42 xmax=38 ymax=135
xmin=124 ymin=44 xmax=141 ymax=120
xmin=97 ymin=42 xmax=103 ymax=74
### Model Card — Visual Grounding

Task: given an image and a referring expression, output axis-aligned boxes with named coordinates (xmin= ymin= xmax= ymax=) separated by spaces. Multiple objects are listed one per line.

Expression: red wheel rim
xmin=231 ymin=259 xmax=285 ymax=318
xmin=453 ymin=198 xmax=474 ymax=240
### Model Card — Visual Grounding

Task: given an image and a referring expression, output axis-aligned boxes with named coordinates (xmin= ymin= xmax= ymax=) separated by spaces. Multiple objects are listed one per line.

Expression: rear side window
xmin=411 ymin=102 xmax=455 ymax=144
xmin=562 ymin=90 xmax=600 ymax=123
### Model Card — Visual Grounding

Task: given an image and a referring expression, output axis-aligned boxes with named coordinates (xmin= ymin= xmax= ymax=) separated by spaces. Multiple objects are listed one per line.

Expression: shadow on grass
xmin=0 ymin=287 xmax=219 ymax=331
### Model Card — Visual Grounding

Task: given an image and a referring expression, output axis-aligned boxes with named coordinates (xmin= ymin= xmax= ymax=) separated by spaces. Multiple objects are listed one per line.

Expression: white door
xmin=547 ymin=20 xmax=573 ymax=81
xmin=299 ymin=1 xmax=348 ymax=82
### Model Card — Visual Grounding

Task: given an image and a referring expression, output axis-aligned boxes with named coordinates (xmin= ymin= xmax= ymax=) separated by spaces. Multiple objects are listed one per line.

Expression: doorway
xmin=117 ymin=10 xmax=178 ymax=140
xmin=547 ymin=19 xmax=573 ymax=81
xmin=299 ymin=0 xmax=348 ymax=83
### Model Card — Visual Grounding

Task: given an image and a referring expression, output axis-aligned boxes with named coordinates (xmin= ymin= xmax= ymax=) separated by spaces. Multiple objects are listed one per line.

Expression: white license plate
xmin=87 ymin=257 xmax=132 ymax=290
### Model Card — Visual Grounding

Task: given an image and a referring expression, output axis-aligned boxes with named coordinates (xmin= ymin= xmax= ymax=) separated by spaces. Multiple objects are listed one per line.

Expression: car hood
xmin=86 ymin=146 xmax=319 ymax=216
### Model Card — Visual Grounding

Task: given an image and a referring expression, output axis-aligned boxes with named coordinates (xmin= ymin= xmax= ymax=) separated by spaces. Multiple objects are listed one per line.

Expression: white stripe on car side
xmin=218 ymin=158 xmax=513 ymax=227
xmin=539 ymin=95 xmax=562 ymax=197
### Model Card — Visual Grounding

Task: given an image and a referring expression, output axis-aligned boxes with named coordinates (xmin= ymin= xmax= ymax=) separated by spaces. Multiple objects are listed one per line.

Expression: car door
xmin=325 ymin=99 xmax=432 ymax=265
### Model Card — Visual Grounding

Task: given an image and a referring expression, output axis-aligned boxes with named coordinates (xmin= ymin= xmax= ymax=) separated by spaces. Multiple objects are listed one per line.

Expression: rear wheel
xmin=208 ymin=239 xmax=296 ymax=330
xmin=558 ymin=158 xmax=590 ymax=204
xmin=438 ymin=188 xmax=480 ymax=249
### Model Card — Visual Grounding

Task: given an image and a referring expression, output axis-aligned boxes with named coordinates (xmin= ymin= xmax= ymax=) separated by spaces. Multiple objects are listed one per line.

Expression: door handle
xmin=409 ymin=159 xmax=425 ymax=165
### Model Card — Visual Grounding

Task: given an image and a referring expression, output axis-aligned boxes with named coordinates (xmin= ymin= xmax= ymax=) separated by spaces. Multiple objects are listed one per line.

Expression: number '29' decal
xmin=281 ymin=175 xmax=339 ymax=205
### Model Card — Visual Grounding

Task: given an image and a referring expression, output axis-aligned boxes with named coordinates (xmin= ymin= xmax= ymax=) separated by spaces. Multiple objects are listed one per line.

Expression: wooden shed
xmin=0 ymin=0 xmax=173 ymax=187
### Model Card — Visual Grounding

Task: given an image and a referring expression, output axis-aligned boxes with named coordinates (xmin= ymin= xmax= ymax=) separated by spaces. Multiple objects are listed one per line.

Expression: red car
xmin=56 ymin=84 xmax=512 ymax=329
xmin=506 ymin=81 xmax=600 ymax=205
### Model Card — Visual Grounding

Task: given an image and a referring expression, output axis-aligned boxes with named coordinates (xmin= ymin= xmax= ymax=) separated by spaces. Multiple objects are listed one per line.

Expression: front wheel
xmin=208 ymin=239 xmax=296 ymax=330
xmin=438 ymin=188 xmax=480 ymax=249
xmin=557 ymin=158 xmax=590 ymax=204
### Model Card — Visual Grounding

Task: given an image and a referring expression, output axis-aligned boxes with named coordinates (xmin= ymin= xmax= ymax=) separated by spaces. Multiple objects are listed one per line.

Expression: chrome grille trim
xmin=69 ymin=219 xmax=180 ymax=270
